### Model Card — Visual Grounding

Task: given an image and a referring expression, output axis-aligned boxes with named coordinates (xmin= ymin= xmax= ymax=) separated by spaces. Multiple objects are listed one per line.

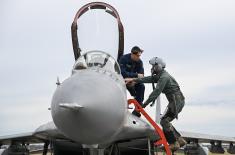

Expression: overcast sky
xmin=0 ymin=0 xmax=235 ymax=137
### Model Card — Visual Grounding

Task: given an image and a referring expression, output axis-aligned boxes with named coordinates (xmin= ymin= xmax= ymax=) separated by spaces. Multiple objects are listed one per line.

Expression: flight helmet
xmin=149 ymin=57 xmax=166 ymax=74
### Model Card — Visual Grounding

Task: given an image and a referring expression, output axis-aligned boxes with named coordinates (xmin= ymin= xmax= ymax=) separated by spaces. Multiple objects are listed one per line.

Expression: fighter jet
xmin=0 ymin=2 xmax=235 ymax=155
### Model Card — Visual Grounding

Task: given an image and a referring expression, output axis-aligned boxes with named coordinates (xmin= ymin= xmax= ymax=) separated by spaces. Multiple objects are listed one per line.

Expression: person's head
xmin=149 ymin=57 xmax=166 ymax=74
xmin=130 ymin=46 xmax=143 ymax=61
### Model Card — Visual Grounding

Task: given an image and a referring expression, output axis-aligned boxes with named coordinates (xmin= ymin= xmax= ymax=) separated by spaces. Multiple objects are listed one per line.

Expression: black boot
xmin=132 ymin=110 xmax=141 ymax=117
xmin=163 ymin=130 xmax=176 ymax=144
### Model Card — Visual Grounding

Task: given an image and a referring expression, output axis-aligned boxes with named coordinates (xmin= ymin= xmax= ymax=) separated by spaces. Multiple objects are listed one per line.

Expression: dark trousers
xmin=127 ymin=83 xmax=145 ymax=106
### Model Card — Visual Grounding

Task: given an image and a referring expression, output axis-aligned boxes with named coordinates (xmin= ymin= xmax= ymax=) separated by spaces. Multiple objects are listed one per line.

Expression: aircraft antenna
xmin=56 ymin=77 xmax=61 ymax=86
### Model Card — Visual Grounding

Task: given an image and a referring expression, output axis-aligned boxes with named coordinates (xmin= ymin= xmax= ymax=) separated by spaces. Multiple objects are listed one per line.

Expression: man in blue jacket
xmin=119 ymin=46 xmax=145 ymax=117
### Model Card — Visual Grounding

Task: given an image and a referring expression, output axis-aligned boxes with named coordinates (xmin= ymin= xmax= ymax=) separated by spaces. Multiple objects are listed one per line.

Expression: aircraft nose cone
xmin=51 ymin=69 xmax=126 ymax=144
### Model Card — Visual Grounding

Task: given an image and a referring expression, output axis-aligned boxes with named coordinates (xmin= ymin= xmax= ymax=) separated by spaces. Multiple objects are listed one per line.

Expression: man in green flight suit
xmin=125 ymin=57 xmax=187 ymax=151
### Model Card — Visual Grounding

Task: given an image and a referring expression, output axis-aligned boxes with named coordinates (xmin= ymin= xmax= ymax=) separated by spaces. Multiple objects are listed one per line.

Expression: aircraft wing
xmin=180 ymin=130 xmax=235 ymax=143
xmin=0 ymin=121 xmax=67 ymax=145
xmin=0 ymin=132 xmax=40 ymax=145
xmin=110 ymin=126 xmax=235 ymax=155
xmin=1 ymin=121 xmax=234 ymax=145
xmin=1 ymin=117 xmax=235 ymax=155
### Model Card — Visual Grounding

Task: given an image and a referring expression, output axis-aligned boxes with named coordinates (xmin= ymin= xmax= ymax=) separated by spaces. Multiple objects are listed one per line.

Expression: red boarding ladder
xmin=128 ymin=99 xmax=172 ymax=155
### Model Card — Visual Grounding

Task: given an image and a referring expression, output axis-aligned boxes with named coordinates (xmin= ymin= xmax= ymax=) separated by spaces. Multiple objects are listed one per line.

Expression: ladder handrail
xmin=128 ymin=99 xmax=172 ymax=155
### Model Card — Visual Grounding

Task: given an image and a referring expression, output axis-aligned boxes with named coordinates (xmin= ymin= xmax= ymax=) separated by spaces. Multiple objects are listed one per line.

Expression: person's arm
xmin=119 ymin=57 xmax=138 ymax=78
xmin=134 ymin=76 xmax=153 ymax=83
xmin=137 ymin=61 xmax=144 ymax=74
xmin=125 ymin=76 xmax=152 ymax=85
xmin=143 ymin=76 xmax=169 ymax=107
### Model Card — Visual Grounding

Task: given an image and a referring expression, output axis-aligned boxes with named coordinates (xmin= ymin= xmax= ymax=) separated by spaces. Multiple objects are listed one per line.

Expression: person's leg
xmin=134 ymin=83 xmax=145 ymax=106
xmin=174 ymin=96 xmax=186 ymax=147
xmin=160 ymin=109 xmax=180 ymax=151
xmin=160 ymin=110 xmax=176 ymax=144
xmin=126 ymin=85 xmax=140 ymax=117
xmin=126 ymin=85 xmax=136 ymax=97
xmin=131 ymin=83 xmax=145 ymax=117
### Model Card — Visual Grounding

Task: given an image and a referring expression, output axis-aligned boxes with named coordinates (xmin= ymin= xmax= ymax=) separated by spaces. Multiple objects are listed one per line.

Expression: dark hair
xmin=131 ymin=46 xmax=143 ymax=54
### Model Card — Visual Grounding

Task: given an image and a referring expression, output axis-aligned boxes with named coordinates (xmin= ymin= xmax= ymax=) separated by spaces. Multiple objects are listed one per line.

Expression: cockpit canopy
xmin=73 ymin=51 xmax=121 ymax=74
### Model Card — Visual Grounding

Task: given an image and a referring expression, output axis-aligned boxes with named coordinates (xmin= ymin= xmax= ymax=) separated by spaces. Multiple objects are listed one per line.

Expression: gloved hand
xmin=125 ymin=78 xmax=133 ymax=84
xmin=137 ymin=74 xmax=144 ymax=78
xmin=142 ymin=102 xmax=149 ymax=108
xmin=150 ymin=102 xmax=155 ymax=107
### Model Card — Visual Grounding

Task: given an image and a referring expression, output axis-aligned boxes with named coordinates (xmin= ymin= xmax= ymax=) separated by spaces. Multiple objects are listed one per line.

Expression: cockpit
xmin=73 ymin=51 xmax=121 ymax=74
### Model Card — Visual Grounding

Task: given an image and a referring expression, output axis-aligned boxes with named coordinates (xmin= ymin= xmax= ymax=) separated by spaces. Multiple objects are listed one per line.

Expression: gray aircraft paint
xmin=51 ymin=51 xmax=153 ymax=146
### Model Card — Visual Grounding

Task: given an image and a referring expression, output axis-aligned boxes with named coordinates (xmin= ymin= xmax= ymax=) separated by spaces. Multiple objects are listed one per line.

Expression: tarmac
xmin=30 ymin=150 xmax=231 ymax=155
